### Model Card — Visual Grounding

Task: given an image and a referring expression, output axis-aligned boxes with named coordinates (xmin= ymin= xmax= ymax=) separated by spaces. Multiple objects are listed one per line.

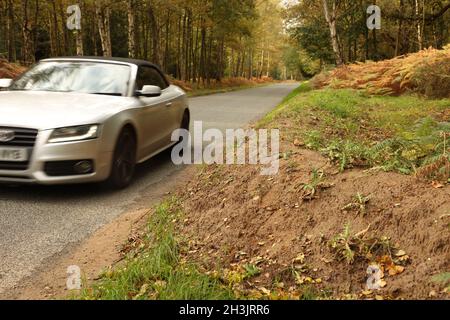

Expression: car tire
xmin=181 ymin=110 xmax=190 ymax=132
xmin=171 ymin=111 xmax=190 ymax=156
xmin=106 ymin=127 xmax=137 ymax=189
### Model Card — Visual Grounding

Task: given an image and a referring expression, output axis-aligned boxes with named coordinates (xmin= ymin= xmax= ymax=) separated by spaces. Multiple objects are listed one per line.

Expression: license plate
xmin=0 ymin=148 xmax=28 ymax=162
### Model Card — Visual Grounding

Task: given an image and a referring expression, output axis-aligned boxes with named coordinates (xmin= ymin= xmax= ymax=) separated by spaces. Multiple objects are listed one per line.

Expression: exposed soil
xmin=177 ymin=142 xmax=450 ymax=300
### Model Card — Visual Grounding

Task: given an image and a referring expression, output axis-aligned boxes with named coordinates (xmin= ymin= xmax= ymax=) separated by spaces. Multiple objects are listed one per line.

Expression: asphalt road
xmin=0 ymin=83 xmax=298 ymax=294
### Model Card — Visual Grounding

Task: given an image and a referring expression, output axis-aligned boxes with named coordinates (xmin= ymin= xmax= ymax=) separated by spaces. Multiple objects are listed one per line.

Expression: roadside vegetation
xmin=260 ymin=48 xmax=450 ymax=182
xmin=79 ymin=48 xmax=449 ymax=301
xmin=261 ymin=85 xmax=449 ymax=181
xmin=79 ymin=199 xmax=234 ymax=300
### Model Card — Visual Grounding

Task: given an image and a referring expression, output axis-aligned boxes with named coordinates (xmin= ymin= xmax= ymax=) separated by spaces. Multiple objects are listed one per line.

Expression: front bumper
xmin=0 ymin=129 xmax=112 ymax=185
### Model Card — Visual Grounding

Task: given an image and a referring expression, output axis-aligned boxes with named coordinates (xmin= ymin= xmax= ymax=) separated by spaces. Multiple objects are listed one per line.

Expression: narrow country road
xmin=0 ymin=83 xmax=298 ymax=295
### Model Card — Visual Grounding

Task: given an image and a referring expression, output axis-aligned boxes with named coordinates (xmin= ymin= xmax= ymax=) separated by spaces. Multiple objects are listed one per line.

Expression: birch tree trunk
xmin=415 ymin=0 xmax=423 ymax=50
xmin=322 ymin=0 xmax=344 ymax=65
xmin=75 ymin=0 xmax=84 ymax=56
xmin=95 ymin=0 xmax=112 ymax=57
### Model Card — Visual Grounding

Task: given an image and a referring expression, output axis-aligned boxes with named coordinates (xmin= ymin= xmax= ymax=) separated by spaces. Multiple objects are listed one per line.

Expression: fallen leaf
xmin=293 ymin=139 xmax=305 ymax=147
xmin=395 ymin=250 xmax=407 ymax=257
xmin=432 ymin=181 xmax=444 ymax=189
xmin=259 ymin=287 xmax=271 ymax=295
xmin=388 ymin=265 xmax=405 ymax=276
xmin=293 ymin=253 xmax=305 ymax=264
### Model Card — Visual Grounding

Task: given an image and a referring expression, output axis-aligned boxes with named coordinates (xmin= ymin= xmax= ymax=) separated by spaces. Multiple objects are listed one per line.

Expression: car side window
xmin=136 ymin=66 xmax=168 ymax=90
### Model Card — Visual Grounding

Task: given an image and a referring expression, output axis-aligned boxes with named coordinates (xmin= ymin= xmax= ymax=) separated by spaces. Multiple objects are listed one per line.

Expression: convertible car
xmin=0 ymin=57 xmax=190 ymax=188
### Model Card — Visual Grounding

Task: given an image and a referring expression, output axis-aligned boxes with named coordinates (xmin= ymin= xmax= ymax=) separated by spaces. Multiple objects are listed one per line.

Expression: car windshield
xmin=10 ymin=61 xmax=131 ymax=96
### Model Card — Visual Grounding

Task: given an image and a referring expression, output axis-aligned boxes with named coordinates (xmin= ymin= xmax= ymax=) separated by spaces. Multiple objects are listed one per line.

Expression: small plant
xmin=416 ymin=131 xmax=450 ymax=182
xmin=299 ymin=169 xmax=333 ymax=201
xmin=342 ymin=193 xmax=371 ymax=216
xmin=304 ymin=130 xmax=324 ymax=150
xmin=431 ymin=272 xmax=450 ymax=294
xmin=330 ymin=224 xmax=357 ymax=264
xmin=79 ymin=198 xmax=234 ymax=300
xmin=243 ymin=264 xmax=261 ymax=278
xmin=329 ymin=224 xmax=398 ymax=265
xmin=321 ymin=140 xmax=370 ymax=172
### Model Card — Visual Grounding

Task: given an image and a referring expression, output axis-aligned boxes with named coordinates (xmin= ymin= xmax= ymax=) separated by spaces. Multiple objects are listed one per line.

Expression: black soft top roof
xmin=42 ymin=56 xmax=159 ymax=68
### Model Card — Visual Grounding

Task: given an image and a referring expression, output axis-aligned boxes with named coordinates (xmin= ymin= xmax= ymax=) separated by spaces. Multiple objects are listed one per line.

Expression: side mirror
xmin=0 ymin=79 xmax=13 ymax=89
xmin=136 ymin=85 xmax=162 ymax=98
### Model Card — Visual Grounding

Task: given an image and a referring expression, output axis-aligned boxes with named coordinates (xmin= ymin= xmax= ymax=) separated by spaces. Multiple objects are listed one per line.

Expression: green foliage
xmin=371 ymin=118 xmax=450 ymax=175
xmin=243 ymin=264 xmax=261 ymax=278
xmin=301 ymin=168 xmax=325 ymax=194
xmin=321 ymin=140 xmax=370 ymax=172
xmin=342 ymin=193 xmax=371 ymax=216
xmin=262 ymin=86 xmax=450 ymax=179
xmin=79 ymin=199 xmax=234 ymax=300
xmin=330 ymin=224 xmax=396 ymax=265
xmin=283 ymin=82 xmax=313 ymax=102
xmin=285 ymin=0 xmax=450 ymax=66
xmin=307 ymin=89 xmax=363 ymax=119
xmin=330 ymin=224 xmax=356 ymax=264
xmin=304 ymin=130 xmax=324 ymax=149
xmin=431 ymin=272 xmax=450 ymax=294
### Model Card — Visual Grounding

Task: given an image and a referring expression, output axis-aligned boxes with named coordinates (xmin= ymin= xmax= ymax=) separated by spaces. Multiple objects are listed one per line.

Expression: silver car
xmin=0 ymin=57 xmax=190 ymax=188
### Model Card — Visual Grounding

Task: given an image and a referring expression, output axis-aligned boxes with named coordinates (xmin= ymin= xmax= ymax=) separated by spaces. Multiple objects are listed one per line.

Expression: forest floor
xmin=173 ymin=76 xmax=276 ymax=97
xmin=79 ymin=78 xmax=449 ymax=300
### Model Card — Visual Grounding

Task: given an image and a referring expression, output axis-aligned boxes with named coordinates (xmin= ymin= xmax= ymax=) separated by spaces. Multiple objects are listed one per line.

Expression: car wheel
xmin=106 ymin=127 xmax=137 ymax=189
xmin=172 ymin=111 xmax=190 ymax=157
xmin=181 ymin=110 xmax=190 ymax=131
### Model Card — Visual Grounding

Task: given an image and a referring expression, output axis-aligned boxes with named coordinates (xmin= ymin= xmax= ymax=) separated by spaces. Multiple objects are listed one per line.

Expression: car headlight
xmin=48 ymin=125 xmax=100 ymax=143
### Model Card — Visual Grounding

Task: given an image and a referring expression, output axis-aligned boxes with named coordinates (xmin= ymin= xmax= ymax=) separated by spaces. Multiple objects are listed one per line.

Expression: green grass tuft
xmin=260 ymin=87 xmax=450 ymax=178
xmin=79 ymin=199 xmax=234 ymax=300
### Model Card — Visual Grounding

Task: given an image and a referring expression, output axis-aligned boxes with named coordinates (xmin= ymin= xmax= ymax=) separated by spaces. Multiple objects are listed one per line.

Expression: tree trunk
xmin=21 ymin=0 xmax=35 ymax=64
xmin=395 ymin=0 xmax=404 ymax=56
xmin=415 ymin=0 xmax=423 ymax=50
xmin=321 ymin=0 xmax=344 ymax=65
xmin=75 ymin=0 xmax=84 ymax=56
xmin=148 ymin=2 xmax=160 ymax=66
xmin=127 ymin=0 xmax=136 ymax=58
xmin=95 ymin=0 xmax=112 ymax=57
xmin=7 ymin=0 xmax=16 ymax=61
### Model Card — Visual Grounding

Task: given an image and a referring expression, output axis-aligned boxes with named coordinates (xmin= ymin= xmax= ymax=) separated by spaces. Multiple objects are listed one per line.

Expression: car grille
xmin=0 ymin=127 xmax=38 ymax=171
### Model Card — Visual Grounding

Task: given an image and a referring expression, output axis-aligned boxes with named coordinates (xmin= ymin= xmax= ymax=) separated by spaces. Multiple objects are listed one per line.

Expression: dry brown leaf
xmin=432 ymin=181 xmax=444 ymax=189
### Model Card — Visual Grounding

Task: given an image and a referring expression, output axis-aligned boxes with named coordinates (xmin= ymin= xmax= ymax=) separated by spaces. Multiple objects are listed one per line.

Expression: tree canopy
xmin=0 ymin=0 xmax=449 ymax=81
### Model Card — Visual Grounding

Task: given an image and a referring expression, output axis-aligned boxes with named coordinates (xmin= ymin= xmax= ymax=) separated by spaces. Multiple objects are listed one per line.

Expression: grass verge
xmin=78 ymin=198 xmax=235 ymax=300
xmin=259 ymin=86 xmax=450 ymax=181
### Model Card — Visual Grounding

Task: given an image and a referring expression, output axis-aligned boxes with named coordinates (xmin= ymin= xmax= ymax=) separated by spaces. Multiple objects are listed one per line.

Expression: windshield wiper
xmin=91 ymin=92 xmax=122 ymax=96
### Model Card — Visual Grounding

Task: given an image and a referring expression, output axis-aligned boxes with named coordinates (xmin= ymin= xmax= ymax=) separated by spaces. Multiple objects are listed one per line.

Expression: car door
xmin=135 ymin=66 xmax=173 ymax=159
